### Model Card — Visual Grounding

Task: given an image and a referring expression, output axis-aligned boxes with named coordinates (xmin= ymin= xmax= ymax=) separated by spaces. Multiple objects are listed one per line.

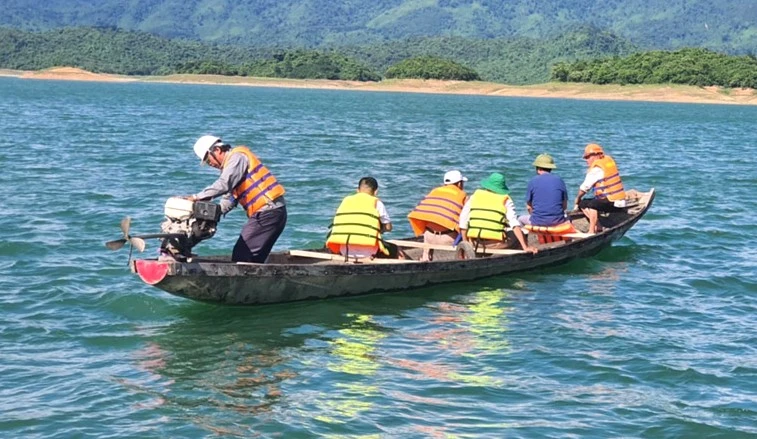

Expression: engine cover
xmin=160 ymin=197 xmax=219 ymax=260
xmin=193 ymin=201 xmax=221 ymax=222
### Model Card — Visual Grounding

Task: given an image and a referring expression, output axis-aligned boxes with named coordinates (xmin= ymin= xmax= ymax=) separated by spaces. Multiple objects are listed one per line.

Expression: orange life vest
xmin=591 ymin=155 xmax=625 ymax=202
xmin=407 ymin=185 xmax=466 ymax=236
xmin=524 ymin=221 xmax=577 ymax=244
xmin=227 ymin=146 xmax=286 ymax=217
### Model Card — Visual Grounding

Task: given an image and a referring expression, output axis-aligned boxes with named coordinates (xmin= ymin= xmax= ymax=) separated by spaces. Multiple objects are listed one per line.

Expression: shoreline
xmin=2 ymin=67 xmax=757 ymax=106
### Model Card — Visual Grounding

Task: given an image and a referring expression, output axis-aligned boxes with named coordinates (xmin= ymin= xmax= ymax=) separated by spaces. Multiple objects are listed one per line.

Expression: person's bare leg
xmin=582 ymin=207 xmax=598 ymax=233
xmin=424 ymin=231 xmax=455 ymax=261
xmin=421 ymin=230 xmax=433 ymax=261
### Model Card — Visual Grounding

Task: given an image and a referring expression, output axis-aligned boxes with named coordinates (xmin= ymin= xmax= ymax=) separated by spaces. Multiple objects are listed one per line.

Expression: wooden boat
xmin=131 ymin=189 xmax=655 ymax=305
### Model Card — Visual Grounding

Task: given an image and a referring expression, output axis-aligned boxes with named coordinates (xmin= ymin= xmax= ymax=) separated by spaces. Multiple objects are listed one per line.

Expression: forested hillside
xmin=551 ymin=48 xmax=757 ymax=88
xmin=341 ymin=26 xmax=636 ymax=84
xmin=0 ymin=26 xmax=636 ymax=84
xmin=2 ymin=0 xmax=756 ymax=53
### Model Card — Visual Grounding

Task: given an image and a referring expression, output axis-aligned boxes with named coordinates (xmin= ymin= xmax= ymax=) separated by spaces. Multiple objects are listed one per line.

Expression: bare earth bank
xmin=2 ymin=67 xmax=756 ymax=106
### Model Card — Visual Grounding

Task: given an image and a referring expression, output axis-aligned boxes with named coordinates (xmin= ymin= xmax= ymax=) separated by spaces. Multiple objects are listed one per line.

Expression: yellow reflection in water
xmin=317 ymin=313 xmax=386 ymax=425
xmin=393 ymin=288 xmax=513 ymax=387
xmin=327 ymin=314 xmax=386 ymax=376
xmin=464 ymin=288 xmax=513 ymax=355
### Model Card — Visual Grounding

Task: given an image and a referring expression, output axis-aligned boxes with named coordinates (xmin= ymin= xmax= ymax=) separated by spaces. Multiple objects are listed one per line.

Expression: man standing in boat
xmin=188 ymin=135 xmax=287 ymax=263
xmin=326 ymin=177 xmax=402 ymax=259
xmin=573 ymin=143 xmax=626 ymax=234
xmin=407 ymin=170 xmax=468 ymax=261
xmin=459 ymin=172 xmax=537 ymax=254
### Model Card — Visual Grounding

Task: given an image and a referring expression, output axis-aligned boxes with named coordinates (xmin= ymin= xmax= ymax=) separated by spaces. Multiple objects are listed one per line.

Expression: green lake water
xmin=1 ymin=77 xmax=755 ymax=438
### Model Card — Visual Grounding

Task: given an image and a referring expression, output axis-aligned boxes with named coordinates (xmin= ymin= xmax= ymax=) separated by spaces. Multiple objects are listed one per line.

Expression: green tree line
xmin=342 ymin=26 xmax=637 ymax=84
xmin=2 ymin=26 xmax=637 ymax=84
xmin=385 ymin=57 xmax=480 ymax=81
xmin=551 ymin=48 xmax=757 ymax=88
xmin=174 ymin=51 xmax=382 ymax=82
xmin=3 ymin=27 xmax=755 ymax=87
xmin=0 ymin=27 xmax=383 ymax=80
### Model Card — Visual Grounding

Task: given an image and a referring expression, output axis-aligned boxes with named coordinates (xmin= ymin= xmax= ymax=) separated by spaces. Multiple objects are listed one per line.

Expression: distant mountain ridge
xmin=2 ymin=0 xmax=756 ymax=53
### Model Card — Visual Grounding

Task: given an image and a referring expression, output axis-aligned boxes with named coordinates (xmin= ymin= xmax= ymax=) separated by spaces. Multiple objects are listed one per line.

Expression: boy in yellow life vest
xmin=326 ymin=177 xmax=403 ymax=259
xmin=407 ymin=170 xmax=468 ymax=261
xmin=459 ymin=172 xmax=537 ymax=254
xmin=573 ymin=143 xmax=627 ymax=234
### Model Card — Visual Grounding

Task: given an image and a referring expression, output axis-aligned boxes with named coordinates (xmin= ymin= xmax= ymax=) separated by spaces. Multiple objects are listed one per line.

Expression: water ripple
xmin=1 ymin=78 xmax=756 ymax=437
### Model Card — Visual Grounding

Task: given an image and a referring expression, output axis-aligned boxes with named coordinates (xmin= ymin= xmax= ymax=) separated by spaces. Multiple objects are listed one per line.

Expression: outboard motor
xmin=105 ymin=197 xmax=221 ymax=261
xmin=159 ymin=197 xmax=222 ymax=260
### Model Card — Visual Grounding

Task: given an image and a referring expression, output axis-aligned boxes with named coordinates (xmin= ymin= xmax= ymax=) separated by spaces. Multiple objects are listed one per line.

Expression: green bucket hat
xmin=480 ymin=172 xmax=510 ymax=195
xmin=533 ymin=153 xmax=557 ymax=169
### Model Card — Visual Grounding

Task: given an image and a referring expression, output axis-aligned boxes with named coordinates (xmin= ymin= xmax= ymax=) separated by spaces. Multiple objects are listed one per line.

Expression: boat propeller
xmin=105 ymin=217 xmax=146 ymax=252
xmin=105 ymin=198 xmax=221 ymax=262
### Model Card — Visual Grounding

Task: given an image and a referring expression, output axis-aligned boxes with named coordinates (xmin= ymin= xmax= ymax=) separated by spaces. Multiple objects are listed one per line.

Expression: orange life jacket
xmin=407 ymin=185 xmax=466 ymax=236
xmin=227 ymin=146 xmax=286 ymax=217
xmin=524 ymin=221 xmax=577 ymax=244
xmin=591 ymin=155 xmax=625 ymax=202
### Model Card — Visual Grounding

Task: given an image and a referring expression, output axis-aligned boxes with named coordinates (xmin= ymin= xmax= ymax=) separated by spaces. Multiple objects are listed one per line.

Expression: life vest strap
xmin=470 ymin=207 xmax=505 ymax=216
xmin=334 ymin=212 xmax=380 ymax=220
xmin=329 ymin=222 xmax=381 ymax=233
xmin=469 ymin=226 xmax=505 ymax=233
xmin=329 ymin=232 xmax=382 ymax=240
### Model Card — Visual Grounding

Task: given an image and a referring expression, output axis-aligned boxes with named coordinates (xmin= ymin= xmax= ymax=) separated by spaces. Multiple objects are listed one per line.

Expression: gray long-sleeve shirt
xmin=194 ymin=151 xmax=249 ymax=214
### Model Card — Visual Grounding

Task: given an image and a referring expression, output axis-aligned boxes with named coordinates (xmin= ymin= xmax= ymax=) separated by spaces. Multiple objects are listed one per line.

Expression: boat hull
xmin=132 ymin=190 xmax=654 ymax=305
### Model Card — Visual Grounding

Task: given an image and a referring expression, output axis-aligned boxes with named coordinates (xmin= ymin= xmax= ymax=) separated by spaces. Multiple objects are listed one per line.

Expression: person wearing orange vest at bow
xmin=459 ymin=172 xmax=537 ymax=254
xmin=407 ymin=170 xmax=468 ymax=261
xmin=188 ymin=135 xmax=287 ymax=263
xmin=326 ymin=177 xmax=404 ymax=259
xmin=574 ymin=143 xmax=627 ymax=234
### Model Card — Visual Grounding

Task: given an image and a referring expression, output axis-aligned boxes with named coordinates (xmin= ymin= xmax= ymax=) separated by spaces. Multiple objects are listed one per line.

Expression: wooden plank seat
xmin=386 ymin=239 xmax=526 ymax=255
xmin=288 ymin=249 xmax=416 ymax=264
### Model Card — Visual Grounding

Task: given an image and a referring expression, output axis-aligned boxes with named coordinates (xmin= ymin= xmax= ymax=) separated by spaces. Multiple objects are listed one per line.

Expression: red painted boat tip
xmin=135 ymin=260 xmax=169 ymax=285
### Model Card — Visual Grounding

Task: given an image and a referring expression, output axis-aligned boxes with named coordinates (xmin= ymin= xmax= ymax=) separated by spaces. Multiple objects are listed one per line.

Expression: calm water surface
xmin=1 ymin=78 xmax=755 ymax=438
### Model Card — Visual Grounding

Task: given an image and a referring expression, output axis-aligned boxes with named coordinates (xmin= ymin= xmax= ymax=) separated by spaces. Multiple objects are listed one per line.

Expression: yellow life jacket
xmin=326 ymin=192 xmax=389 ymax=255
xmin=592 ymin=155 xmax=625 ymax=202
xmin=227 ymin=146 xmax=286 ymax=217
xmin=407 ymin=185 xmax=466 ymax=236
xmin=466 ymin=189 xmax=509 ymax=241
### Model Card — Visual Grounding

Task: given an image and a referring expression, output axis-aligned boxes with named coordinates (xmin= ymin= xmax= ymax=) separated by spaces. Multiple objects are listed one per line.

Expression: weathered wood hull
xmin=131 ymin=190 xmax=654 ymax=305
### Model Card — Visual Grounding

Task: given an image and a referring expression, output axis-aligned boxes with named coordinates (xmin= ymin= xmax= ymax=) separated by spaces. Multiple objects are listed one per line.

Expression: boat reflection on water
xmin=123 ymin=275 xmax=606 ymax=435
xmin=125 ymin=302 xmax=356 ymax=435
xmin=314 ymin=313 xmax=387 ymax=425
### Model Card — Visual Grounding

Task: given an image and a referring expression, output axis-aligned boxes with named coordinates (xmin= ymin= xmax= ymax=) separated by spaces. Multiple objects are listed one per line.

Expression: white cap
xmin=193 ymin=135 xmax=222 ymax=163
xmin=443 ymin=170 xmax=468 ymax=184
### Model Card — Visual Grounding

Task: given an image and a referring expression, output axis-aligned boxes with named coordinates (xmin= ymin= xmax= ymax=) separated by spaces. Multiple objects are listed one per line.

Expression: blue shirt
xmin=525 ymin=172 xmax=568 ymax=226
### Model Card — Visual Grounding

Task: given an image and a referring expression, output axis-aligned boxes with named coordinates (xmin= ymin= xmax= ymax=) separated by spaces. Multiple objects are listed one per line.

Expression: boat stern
xmin=131 ymin=259 xmax=170 ymax=285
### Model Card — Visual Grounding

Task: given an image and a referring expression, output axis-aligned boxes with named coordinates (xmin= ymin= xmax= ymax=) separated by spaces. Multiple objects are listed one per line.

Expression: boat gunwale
xmin=136 ymin=188 xmax=655 ymax=276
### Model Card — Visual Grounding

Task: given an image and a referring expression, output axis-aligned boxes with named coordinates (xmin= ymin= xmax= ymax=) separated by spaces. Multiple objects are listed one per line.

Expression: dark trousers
xmin=579 ymin=197 xmax=623 ymax=212
xmin=232 ymin=206 xmax=287 ymax=263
